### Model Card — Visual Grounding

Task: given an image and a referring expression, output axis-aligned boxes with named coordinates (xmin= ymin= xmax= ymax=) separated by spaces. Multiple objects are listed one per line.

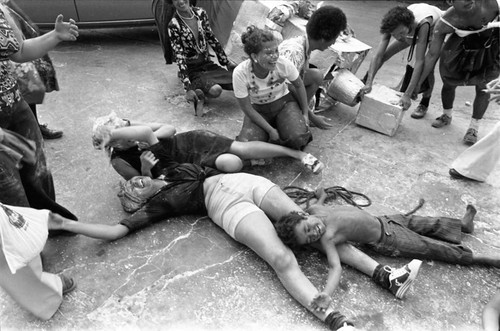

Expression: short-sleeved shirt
xmin=119 ymin=163 xmax=220 ymax=232
xmin=232 ymin=57 xmax=299 ymax=105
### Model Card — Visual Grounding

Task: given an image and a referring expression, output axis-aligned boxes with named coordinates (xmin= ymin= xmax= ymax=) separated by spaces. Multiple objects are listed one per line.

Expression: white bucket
xmin=326 ymin=69 xmax=365 ymax=106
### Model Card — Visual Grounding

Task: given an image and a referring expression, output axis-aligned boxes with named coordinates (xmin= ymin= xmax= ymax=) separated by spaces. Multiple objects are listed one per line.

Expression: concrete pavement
xmin=1 ymin=1 xmax=499 ymax=330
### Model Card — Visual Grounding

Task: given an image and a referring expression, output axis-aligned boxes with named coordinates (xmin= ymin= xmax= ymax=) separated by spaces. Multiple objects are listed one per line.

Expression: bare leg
xmin=233 ymin=210 xmax=333 ymax=322
xmin=228 ymin=140 xmax=307 ymax=161
xmin=49 ymin=213 xmax=129 ymax=240
xmin=461 ymin=204 xmax=476 ymax=234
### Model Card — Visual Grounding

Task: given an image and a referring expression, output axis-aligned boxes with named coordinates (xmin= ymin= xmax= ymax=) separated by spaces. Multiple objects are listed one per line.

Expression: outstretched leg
xmin=228 ymin=141 xmax=324 ymax=173
xmin=233 ymin=210 xmax=351 ymax=329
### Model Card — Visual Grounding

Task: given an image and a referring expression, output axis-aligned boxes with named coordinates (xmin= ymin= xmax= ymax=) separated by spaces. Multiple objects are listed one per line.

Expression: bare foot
xmin=461 ymin=204 xmax=476 ymax=233
xmin=48 ymin=212 xmax=65 ymax=231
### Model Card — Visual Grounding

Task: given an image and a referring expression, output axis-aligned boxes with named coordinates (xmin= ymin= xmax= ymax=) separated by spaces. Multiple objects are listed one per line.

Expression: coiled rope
xmin=283 ymin=185 xmax=372 ymax=209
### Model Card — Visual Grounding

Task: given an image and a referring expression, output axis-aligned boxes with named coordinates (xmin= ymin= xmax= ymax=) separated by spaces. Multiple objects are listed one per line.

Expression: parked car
xmin=15 ymin=0 xmax=155 ymax=28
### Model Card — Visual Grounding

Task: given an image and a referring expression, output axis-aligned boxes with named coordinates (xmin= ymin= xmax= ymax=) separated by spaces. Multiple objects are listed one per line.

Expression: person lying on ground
xmin=48 ymin=163 xmax=420 ymax=330
xmin=91 ymin=112 xmax=324 ymax=179
xmin=275 ymin=188 xmax=498 ymax=310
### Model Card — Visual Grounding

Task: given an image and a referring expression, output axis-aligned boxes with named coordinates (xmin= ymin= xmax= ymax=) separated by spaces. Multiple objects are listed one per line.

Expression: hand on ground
xmin=310 ymin=292 xmax=332 ymax=312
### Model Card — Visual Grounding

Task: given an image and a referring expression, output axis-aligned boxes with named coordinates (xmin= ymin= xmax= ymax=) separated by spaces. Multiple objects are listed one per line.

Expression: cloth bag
xmin=0 ymin=203 xmax=49 ymax=274
xmin=12 ymin=60 xmax=46 ymax=104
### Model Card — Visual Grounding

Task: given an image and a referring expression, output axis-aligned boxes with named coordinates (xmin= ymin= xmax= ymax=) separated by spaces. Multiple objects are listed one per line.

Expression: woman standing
xmin=233 ymin=25 xmax=312 ymax=151
xmin=0 ymin=4 xmax=78 ymax=218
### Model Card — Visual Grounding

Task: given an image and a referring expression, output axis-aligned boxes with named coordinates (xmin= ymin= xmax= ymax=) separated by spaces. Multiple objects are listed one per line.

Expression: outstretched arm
xmin=9 ymin=14 xmax=78 ymax=63
xmin=311 ymin=239 xmax=342 ymax=311
xmin=48 ymin=213 xmax=129 ymax=241
xmin=417 ymin=20 xmax=449 ymax=89
xmin=400 ymin=22 xmax=430 ymax=110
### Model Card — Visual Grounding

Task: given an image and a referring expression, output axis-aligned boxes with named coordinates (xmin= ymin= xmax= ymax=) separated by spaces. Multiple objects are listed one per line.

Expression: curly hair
xmin=274 ymin=211 xmax=307 ymax=247
xmin=380 ymin=6 xmax=414 ymax=34
xmin=241 ymin=25 xmax=277 ymax=57
xmin=91 ymin=112 xmax=130 ymax=156
xmin=306 ymin=5 xmax=347 ymax=42
xmin=117 ymin=180 xmax=147 ymax=213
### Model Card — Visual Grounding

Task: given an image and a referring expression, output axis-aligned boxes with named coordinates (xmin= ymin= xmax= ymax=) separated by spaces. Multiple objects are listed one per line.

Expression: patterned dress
xmin=168 ymin=6 xmax=232 ymax=93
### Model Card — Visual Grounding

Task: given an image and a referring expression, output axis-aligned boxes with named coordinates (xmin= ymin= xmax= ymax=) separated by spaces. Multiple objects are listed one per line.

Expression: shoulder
xmin=192 ymin=7 xmax=206 ymax=15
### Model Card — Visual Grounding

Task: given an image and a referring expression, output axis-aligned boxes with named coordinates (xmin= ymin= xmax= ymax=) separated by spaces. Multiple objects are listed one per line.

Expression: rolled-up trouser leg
xmin=276 ymin=101 xmax=312 ymax=150
xmin=0 ymin=248 xmax=62 ymax=320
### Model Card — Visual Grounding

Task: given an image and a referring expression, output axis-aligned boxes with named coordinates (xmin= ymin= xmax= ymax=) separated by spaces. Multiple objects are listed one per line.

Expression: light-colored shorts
xmin=204 ymin=173 xmax=276 ymax=239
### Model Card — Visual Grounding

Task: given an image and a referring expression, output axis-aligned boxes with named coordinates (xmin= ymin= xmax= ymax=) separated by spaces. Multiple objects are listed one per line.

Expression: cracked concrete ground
xmin=1 ymin=1 xmax=499 ymax=330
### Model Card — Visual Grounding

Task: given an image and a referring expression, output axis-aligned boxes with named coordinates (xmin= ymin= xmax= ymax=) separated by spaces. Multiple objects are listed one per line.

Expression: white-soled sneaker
xmin=388 ymin=259 xmax=422 ymax=299
xmin=301 ymin=153 xmax=324 ymax=174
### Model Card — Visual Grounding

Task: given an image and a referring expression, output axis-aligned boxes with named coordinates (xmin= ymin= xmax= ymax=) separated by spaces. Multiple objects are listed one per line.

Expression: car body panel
xmin=15 ymin=0 xmax=155 ymax=28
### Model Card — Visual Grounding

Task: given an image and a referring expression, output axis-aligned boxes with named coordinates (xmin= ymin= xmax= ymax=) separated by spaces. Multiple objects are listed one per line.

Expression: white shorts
xmin=204 ymin=173 xmax=276 ymax=238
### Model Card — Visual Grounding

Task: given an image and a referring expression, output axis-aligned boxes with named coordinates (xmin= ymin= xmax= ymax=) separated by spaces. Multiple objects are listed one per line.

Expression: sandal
xmin=194 ymin=89 xmax=205 ymax=117
xmin=301 ymin=153 xmax=324 ymax=174
xmin=60 ymin=274 xmax=77 ymax=295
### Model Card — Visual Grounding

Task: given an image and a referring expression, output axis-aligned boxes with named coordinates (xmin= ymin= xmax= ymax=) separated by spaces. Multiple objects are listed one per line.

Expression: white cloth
xmin=451 ymin=121 xmax=500 ymax=181
xmin=232 ymin=57 xmax=299 ymax=104
xmin=0 ymin=244 xmax=62 ymax=320
xmin=0 ymin=203 xmax=49 ymax=274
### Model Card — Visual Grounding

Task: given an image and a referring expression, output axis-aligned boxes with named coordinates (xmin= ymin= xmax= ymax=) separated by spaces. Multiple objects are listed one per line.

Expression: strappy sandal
xmin=194 ymin=89 xmax=205 ymax=117
xmin=301 ymin=153 xmax=324 ymax=174
xmin=60 ymin=274 xmax=77 ymax=295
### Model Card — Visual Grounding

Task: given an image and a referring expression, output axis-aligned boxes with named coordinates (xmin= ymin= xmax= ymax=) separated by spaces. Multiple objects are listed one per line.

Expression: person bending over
xmin=279 ymin=5 xmax=347 ymax=129
xmin=91 ymin=112 xmax=324 ymax=179
xmin=49 ymin=163 xmax=420 ymax=330
xmin=275 ymin=188 xmax=499 ymax=309
xmin=360 ymin=4 xmax=443 ymax=116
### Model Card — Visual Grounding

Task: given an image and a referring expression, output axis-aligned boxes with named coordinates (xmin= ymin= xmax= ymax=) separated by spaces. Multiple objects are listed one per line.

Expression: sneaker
xmin=59 ymin=274 xmax=77 ymax=295
xmin=388 ymin=259 xmax=422 ymax=299
xmin=411 ymin=104 xmax=428 ymax=119
xmin=463 ymin=128 xmax=478 ymax=145
xmin=301 ymin=153 xmax=324 ymax=174
xmin=39 ymin=123 xmax=63 ymax=139
xmin=431 ymin=114 xmax=452 ymax=128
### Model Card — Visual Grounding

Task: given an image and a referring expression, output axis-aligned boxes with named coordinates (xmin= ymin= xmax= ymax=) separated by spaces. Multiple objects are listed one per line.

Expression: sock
xmin=469 ymin=118 xmax=480 ymax=131
xmin=372 ymin=264 xmax=391 ymax=289
xmin=325 ymin=311 xmax=354 ymax=330
xmin=443 ymin=108 xmax=453 ymax=117
xmin=419 ymin=96 xmax=430 ymax=108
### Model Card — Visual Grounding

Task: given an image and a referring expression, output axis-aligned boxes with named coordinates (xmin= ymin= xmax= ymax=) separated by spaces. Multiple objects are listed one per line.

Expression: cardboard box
xmin=356 ymin=84 xmax=404 ymax=137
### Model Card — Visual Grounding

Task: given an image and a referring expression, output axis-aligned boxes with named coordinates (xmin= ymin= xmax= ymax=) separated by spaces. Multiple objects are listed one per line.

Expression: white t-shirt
xmin=232 ymin=57 xmax=299 ymax=105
